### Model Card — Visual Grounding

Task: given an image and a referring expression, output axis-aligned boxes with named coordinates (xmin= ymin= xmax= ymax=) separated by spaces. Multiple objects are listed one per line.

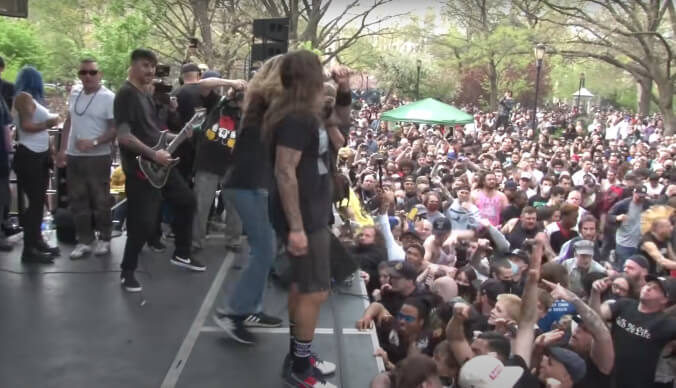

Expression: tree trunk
xmin=287 ymin=0 xmax=300 ymax=48
xmin=655 ymin=77 xmax=675 ymax=135
xmin=488 ymin=59 xmax=498 ymax=111
xmin=636 ymin=75 xmax=652 ymax=116
xmin=191 ymin=0 xmax=214 ymax=67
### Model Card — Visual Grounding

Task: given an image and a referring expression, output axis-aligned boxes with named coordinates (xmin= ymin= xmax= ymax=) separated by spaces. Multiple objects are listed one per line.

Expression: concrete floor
xmin=0 ymin=235 xmax=381 ymax=388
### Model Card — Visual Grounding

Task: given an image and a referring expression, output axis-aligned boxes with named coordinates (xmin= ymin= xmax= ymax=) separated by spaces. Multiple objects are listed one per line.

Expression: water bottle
xmin=41 ymin=213 xmax=56 ymax=246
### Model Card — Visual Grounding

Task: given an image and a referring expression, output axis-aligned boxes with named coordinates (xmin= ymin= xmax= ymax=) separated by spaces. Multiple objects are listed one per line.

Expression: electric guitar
xmin=137 ymin=108 xmax=207 ymax=188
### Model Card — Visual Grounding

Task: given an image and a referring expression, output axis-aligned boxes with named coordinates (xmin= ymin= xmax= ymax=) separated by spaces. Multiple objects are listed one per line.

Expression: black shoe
xmin=21 ymin=247 xmax=54 ymax=264
xmin=120 ymin=271 xmax=142 ymax=292
xmin=213 ymin=313 xmax=255 ymax=345
xmin=147 ymin=239 xmax=166 ymax=253
xmin=241 ymin=312 xmax=283 ymax=328
xmin=170 ymin=255 xmax=206 ymax=271
xmin=0 ymin=238 xmax=12 ymax=252
xmin=36 ymin=240 xmax=60 ymax=257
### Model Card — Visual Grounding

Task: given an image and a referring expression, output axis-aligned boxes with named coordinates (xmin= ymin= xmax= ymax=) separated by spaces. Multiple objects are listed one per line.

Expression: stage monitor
xmin=252 ymin=18 xmax=289 ymax=42
xmin=0 ymin=0 xmax=28 ymax=18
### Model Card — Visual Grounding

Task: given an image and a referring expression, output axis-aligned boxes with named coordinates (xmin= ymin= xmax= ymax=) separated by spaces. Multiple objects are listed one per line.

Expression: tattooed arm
xmin=544 ymin=279 xmax=615 ymax=374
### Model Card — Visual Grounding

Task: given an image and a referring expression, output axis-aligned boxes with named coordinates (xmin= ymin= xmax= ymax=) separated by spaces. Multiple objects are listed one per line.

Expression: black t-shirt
xmin=550 ymin=227 xmax=579 ymax=255
xmin=609 ymin=298 xmax=676 ymax=388
xmin=575 ymin=357 xmax=611 ymax=388
xmin=172 ymin=84 xmax=219 ymax=177
xmin=506 ymin=221 xmax=538 ymax=250
xmin=193 ymin=100 xmax=239 ymax=176
xmin=223 ymin=122 xmax=273 ymax=190
xmin=638 ymin=232 xmax=670 ymax=275
xmin=505 ymin=355 xmax=539 ymax=388
xmin=114 ymin=81 xmax=161 ymax=174
xmin=380 ymin=285 xmax=429 ymax=316
xmin=529 ymin=194 xmax=549 ymax=208
xmin=501 ymin=205 xmax=521 ymax=224
xmin=0 ymin=78 xmax=15 ymax=111
xmin=270 ymin=113 xmax=331 ymax=234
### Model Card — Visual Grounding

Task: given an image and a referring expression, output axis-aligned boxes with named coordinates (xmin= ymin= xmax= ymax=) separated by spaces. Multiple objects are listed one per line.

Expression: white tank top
xmin=15 ymin=97 xmax=51 ymax=153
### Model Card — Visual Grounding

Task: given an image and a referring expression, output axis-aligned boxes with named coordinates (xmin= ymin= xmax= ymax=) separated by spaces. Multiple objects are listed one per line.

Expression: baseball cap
xmin=458 ymin=355 xmax=523 ymax=388
xmin=388 ymin=261 xmax=418 ymax=281
xmin=181 ymin=63 xmax=201 ymax=74
xmin=480 ymin=279 xmax=507 ymax=302
xmin=448 ymin=151 xmax=457 ymax=160
xmin=634 ymin=185 xmax=648 ymax=195
xmin=574 ymin=240 xmax=594 ymax=256
xmin=508 ymin=249 xmax=530 ymax=265
xmin=645 ymin=275 xmax=676 ymax=303
xmin=520 ymin=172 xmax=532 ymax=180
xmin=546 ymin=347 xmax=587 ymax=384
xmin=504 ymin=180 xmax=518 ymax=190
xmin=432 ymin=217 xmax=452 ymax=234
xmin=201 ymin=70 xmax=221 ymax=79
xmin=626 ymin=254 xmax=649 ymax=269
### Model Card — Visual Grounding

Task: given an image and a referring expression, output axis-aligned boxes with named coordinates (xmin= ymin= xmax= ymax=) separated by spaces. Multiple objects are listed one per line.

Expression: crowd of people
xmin=2 ymin=46 xmax=676 ymax=388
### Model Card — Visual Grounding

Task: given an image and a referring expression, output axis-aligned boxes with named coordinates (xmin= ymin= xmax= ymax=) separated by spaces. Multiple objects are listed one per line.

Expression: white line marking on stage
xmin=359 ymin=278 xmax=385 ymax=372
xmin=200 ymin=326 xmax=372 ymax=335
xmin=160 ymin=252 xmax=234 ymax=388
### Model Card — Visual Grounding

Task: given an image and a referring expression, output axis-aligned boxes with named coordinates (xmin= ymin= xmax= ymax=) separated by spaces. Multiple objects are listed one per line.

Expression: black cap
xmin=432 ymin=217 xmax=452 ymax=234
xmin=480 ymin=279 xmax=507 ymax=301
xmin=181 ymin=63 xmax=201 ymax=74
xmin=645 ymin=275 xmax=676 ymax=304
xmin=388 ymin=261 xmax=418 ymax=281
xmin=626 ymin=254 xmax=649 ymax=269
xmin=508 ymin=249 xmax=530 ymax=265
xmin=201 ymin=70 xmax=221 ymax=79
xmin=546 ymin=347 xmax=587 ymax=384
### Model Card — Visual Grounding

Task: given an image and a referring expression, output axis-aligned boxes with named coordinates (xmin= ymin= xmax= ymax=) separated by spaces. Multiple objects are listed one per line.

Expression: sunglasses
xmin=396 ymin=312 xmax=416 ymax=323
xmin=78 ymin=70 xmax=99 ymax=76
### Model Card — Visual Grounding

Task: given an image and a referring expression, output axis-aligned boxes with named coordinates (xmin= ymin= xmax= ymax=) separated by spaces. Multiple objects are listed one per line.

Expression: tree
xmin=258 ymin=0 xmax=407 ymax=63
xmin=442 ymin=1 xmax=536 ymax=111
xmin=538 ymin=0 xmax=675 ymax=133
xmin=0 ymin=19 xmax=48 ymax=81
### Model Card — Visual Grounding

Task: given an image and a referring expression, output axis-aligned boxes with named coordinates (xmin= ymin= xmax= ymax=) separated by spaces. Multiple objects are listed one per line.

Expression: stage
xmin=0 ymin=235 xmax=383 ymax=388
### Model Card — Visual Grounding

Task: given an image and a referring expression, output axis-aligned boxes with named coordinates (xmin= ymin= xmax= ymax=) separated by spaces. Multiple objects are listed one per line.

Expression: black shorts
xmin=290 ymin=227 xmax=331 ymax=293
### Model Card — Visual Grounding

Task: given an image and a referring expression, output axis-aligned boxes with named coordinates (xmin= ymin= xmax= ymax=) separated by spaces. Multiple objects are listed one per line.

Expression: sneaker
xmin=70 ymin=243 xmax=92 ymax=260
xmin=284 ymin=367 xmax=336 ymax=388
xmin=120 ymin=271 xmax=142 ymax=292
xmin=170 ymin=255 xmax=206 ymax=271
xmin=213 ymin=313 xmax=255 ymax=345
xmin=310 ymin=353 xmax=336 ymax=376
xmin=282 ymin=353 xmax=336 ymax=379
xmin=94 ymin=241 xmax=111 ymax=256
xmin=242 ymin=312 xmax=283 ymax=328
xmin=147 ymin=239 xmax=166 ymax=253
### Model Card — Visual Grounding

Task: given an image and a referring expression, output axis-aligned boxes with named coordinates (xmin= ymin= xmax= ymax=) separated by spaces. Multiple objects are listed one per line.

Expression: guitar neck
xmin=166 ymin=128 xmax=188 ymax=154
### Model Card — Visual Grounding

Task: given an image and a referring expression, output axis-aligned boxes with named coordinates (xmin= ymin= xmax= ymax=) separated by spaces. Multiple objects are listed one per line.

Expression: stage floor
xmin=0 ymin=235 xmax=382 ymax=388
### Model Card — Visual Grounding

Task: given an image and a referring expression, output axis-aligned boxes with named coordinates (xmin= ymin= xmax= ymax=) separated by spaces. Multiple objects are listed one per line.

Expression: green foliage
xmin=0 ymin=19 xmax=48 ymax=82
xmin=89 ymin=12 xmax=152 ymax=89
xmin=298 ymin=41 xmax=324 ymax=60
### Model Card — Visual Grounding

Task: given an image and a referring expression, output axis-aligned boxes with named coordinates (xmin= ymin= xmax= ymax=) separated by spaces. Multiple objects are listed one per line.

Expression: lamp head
xmin=534 ymin=43 xmax=546 ymax=61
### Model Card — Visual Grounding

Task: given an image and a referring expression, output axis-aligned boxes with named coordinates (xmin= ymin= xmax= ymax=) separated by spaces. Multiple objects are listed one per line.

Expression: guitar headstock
xmin=190 ymin=108 xmax=207 ymax=130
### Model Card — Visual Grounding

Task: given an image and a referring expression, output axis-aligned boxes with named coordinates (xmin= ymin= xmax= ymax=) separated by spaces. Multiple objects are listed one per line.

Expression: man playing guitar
xmin=115 ymin=48 xmax=205 ymax=292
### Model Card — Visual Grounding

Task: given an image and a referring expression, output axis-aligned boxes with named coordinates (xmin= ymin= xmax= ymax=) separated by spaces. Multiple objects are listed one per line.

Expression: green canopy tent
xmin=380 ymin=98 xmax=474 ymax=126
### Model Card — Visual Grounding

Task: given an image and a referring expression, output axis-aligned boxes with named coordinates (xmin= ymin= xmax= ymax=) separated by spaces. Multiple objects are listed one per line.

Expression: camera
xmin=155 ymin=64 xmax=171 ymax=78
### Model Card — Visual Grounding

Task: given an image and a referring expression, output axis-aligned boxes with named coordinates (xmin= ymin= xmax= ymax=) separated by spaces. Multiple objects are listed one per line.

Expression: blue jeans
xmin=615 ymin=244 xmax=638 ymax=270
xmin=221 ymin=188 xmax=276 ymax=316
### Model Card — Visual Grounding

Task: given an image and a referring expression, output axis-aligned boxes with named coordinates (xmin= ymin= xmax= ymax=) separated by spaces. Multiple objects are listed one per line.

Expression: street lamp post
xmin=576 ymin=72 xmax=585 ymax=114
xmin=416 ymin=59 xmax=422 ymax=100
xmin=532 ymin=43 xmax=546 ymax=156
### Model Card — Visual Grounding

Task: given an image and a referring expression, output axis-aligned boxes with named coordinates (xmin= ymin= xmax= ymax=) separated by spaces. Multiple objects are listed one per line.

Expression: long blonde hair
xmin=240 ymin=54 xmax=285 ymax=128
xmin=261 ymin=50 xmax=324 ymax=142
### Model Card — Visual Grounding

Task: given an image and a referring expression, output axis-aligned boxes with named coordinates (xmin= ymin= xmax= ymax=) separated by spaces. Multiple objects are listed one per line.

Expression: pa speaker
xmin=253 ymin=18 xmax=289 ymax=42
xmin=0 ymin=0 xmax=28 ymax=18
xmin=251 ymin=41 xmax=288 ymax=63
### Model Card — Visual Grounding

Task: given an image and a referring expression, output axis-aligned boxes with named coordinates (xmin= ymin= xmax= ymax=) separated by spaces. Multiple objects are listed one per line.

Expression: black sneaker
xmin=120 ymin=271 xmax=142 ymax=292
xmin=213 ymin=313 xmax=255 ymax=345
xmin=242 ymin=312 xmax=283 ymax=328
xmin=147 ymin=239 xmax=166 ymax=253
xmin=283 ymin=366 xmax=335 ymax=388
xmin=36 ymin=240 xmax=60 ymax=257
xmin=170 ymin=255 xmax=206 ymax=271
xmin=21 ymin=247 xmax=54 ymax=264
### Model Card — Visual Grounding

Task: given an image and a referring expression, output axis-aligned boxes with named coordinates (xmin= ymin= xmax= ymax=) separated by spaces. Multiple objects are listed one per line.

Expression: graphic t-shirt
xmin=270 ymin=112 xmax=331 ymax=234
xmin=609 ymin=298 xmax=676 ymax=388
xmin=638 ymin=232 xmax=671 ymax=275
xmin=193 ymin=99 xmax=239 ymax=176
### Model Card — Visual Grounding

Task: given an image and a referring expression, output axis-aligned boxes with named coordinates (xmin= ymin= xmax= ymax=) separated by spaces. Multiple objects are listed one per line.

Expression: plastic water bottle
xmin=41 ymin=213 xmax=56 ymax=246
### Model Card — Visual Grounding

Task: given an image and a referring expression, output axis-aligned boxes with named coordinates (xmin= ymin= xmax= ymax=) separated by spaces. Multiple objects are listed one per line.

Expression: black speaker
xmin=0 ymin=0 xmax=28 ymax=18
xmin=252 ymin=18 xmax=289 ymax=42
xmin=251 ymin=41 xmax=289 ymax=63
